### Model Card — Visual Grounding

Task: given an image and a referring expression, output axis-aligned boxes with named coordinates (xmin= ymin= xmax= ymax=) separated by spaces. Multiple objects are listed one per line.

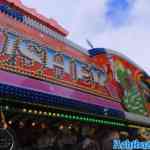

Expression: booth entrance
xmin=0 ymin=102 xmax=127 ymax=150
xmin=1 ymin=102 xmax=150 ymax=150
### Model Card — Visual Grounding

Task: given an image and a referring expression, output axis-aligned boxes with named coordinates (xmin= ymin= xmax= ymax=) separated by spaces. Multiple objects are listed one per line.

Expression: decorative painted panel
xmin=88 ymin=48 xmax=150 ymax=118
xmin=112 ymin=57 xmax=150 ymax=117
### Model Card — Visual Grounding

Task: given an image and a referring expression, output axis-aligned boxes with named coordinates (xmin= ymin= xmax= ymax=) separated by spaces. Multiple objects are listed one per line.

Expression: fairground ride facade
xmin=0 ymin=0 xmax=150 ymax=149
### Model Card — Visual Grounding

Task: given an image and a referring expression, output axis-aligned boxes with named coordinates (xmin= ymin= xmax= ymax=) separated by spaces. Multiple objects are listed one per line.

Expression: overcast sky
xmin=21 ymin=0 xmax=150 ymax=75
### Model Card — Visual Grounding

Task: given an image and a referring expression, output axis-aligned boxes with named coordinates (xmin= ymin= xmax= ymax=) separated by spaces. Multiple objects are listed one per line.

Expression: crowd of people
xmin=1 ymin=112 xmax=144 ymax=150
xmin=12 ymin=124 xmax=121 ymax=150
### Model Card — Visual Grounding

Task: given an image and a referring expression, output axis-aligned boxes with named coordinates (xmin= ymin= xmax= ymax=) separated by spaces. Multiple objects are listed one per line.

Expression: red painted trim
xmin=5 ymin=0 xmax=69 ymax=36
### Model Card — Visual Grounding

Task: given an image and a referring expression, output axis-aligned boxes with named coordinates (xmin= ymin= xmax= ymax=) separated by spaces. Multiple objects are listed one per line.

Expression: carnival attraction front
xmin=0 ymin=0 xmax=150 ymax=149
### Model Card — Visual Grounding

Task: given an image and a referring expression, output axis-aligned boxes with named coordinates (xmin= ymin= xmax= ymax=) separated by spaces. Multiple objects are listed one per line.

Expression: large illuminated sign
xmin=0 ymin=0 xmax=149 ymax=119
xmin=0 ymin=29 xmax=119 ymax=100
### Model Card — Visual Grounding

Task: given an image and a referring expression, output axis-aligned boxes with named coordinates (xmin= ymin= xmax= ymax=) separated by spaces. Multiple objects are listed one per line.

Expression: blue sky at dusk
xmin=21 ymin=0 xmax=150 ymax=75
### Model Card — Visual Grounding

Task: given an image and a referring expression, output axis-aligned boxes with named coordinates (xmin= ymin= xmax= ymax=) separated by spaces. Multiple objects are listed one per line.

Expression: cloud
xmin=21 ymin=0 xmax=81 ymax=29
xmin=68 ymin=0 xmax=150 ymax=75
xmin=92 ymin=0 xmax=150 ymax=75
xmin=21 ymin=0 xmax=150 ymax=74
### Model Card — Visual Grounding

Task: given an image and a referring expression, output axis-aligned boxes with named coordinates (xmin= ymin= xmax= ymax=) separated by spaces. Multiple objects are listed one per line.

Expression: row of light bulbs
xmin=0 ymin=61 xmax=47 ymax=80
xmin=22 ymin=108 xmax=125 ymax=127
xmin=2 ymin=106 xmax=125 ymax=127
xmin=8 ymin=120 xmax=47 ymax=129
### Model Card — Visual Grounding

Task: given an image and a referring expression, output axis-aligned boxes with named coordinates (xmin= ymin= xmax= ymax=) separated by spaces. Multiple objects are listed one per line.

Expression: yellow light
xmin=32 ymin=122 xmax=36 ymax=127
xmin=34 ymin=110 xmax=38 ymax=114
xmin=19 ymin=122 xmax=24 ymax=128
xmin=52 ymin=113 xmax=56 ymax=116
xmin=57 ymin=113 xmax=60 ymax=117
xmin=39 ymin=111 xmax=42 ymax=115
xmin=59 ymin=125 xmax=64 ymax=130
xmin=44 ymin=112 xmax=47 ymax=115
xmin=23 ymin=108 xmax=27 ymax=112
xmin=129 ymin=124 xmax=150 ymax=131
xmin=8 ymin=120 xmax=12 ymax=125
xmin=28 ymin=109 xmax=32 ymax=113
xmin=128 ymin=124 xmax=142 ymax=129
xmin=68 ymin=124 xmax=72 ymax=129
xmin=5 ymin=106 xmax=9 ymax=110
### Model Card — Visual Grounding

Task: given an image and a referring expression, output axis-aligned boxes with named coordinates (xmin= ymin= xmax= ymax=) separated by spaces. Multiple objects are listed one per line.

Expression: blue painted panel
xmin=88 ymin=48 xmax=107 ymax=56
xmin=0 ymin=4 xmax=23 ymax=22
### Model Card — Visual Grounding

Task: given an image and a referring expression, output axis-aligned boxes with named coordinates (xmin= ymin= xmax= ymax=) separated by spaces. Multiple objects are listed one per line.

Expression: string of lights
xmin=1 ymin=105 xmax=126 ymax=127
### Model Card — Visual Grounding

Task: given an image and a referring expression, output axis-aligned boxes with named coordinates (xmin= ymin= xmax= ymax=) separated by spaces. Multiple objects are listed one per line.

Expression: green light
xmin=88 ymin=118 xmax=91 ymax=122
xmin=100 ymin=120 xmax=103 ymax=123
xmin=103 ymin=120 xmax=107 ymax=124
xmin=60 ymin=114 xmax=65 ymax=117
xmin=92 ymin=119 xmax=95 ymax=122
xmin=15 ymin=107 xmax=125 ymax=127
xmin=76 ymin=116 xmax=79 ymax=120
xmin=109 ymin=122 xmax=113 ymax=125
xmin=68 ymin=115 xmax=72 ymax=119
xmin=65 ymin=115 xmax=68 ymax=118
xmin=80 ymin=117 xmax=83 ymax=120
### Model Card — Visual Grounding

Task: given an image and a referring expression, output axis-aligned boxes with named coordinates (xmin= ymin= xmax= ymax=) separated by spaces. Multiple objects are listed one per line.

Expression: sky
xmin=21 ymin=0 xmax=150 ymax=75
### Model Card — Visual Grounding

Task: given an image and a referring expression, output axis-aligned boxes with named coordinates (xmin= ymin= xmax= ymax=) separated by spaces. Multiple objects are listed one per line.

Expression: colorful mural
xmin=88 ymin=48 xmax=150 ymax=117
xmin=112 ymin=55 xmax=150 ymax=118
xmin=113 ymin=59 xmax=148 ymax=116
